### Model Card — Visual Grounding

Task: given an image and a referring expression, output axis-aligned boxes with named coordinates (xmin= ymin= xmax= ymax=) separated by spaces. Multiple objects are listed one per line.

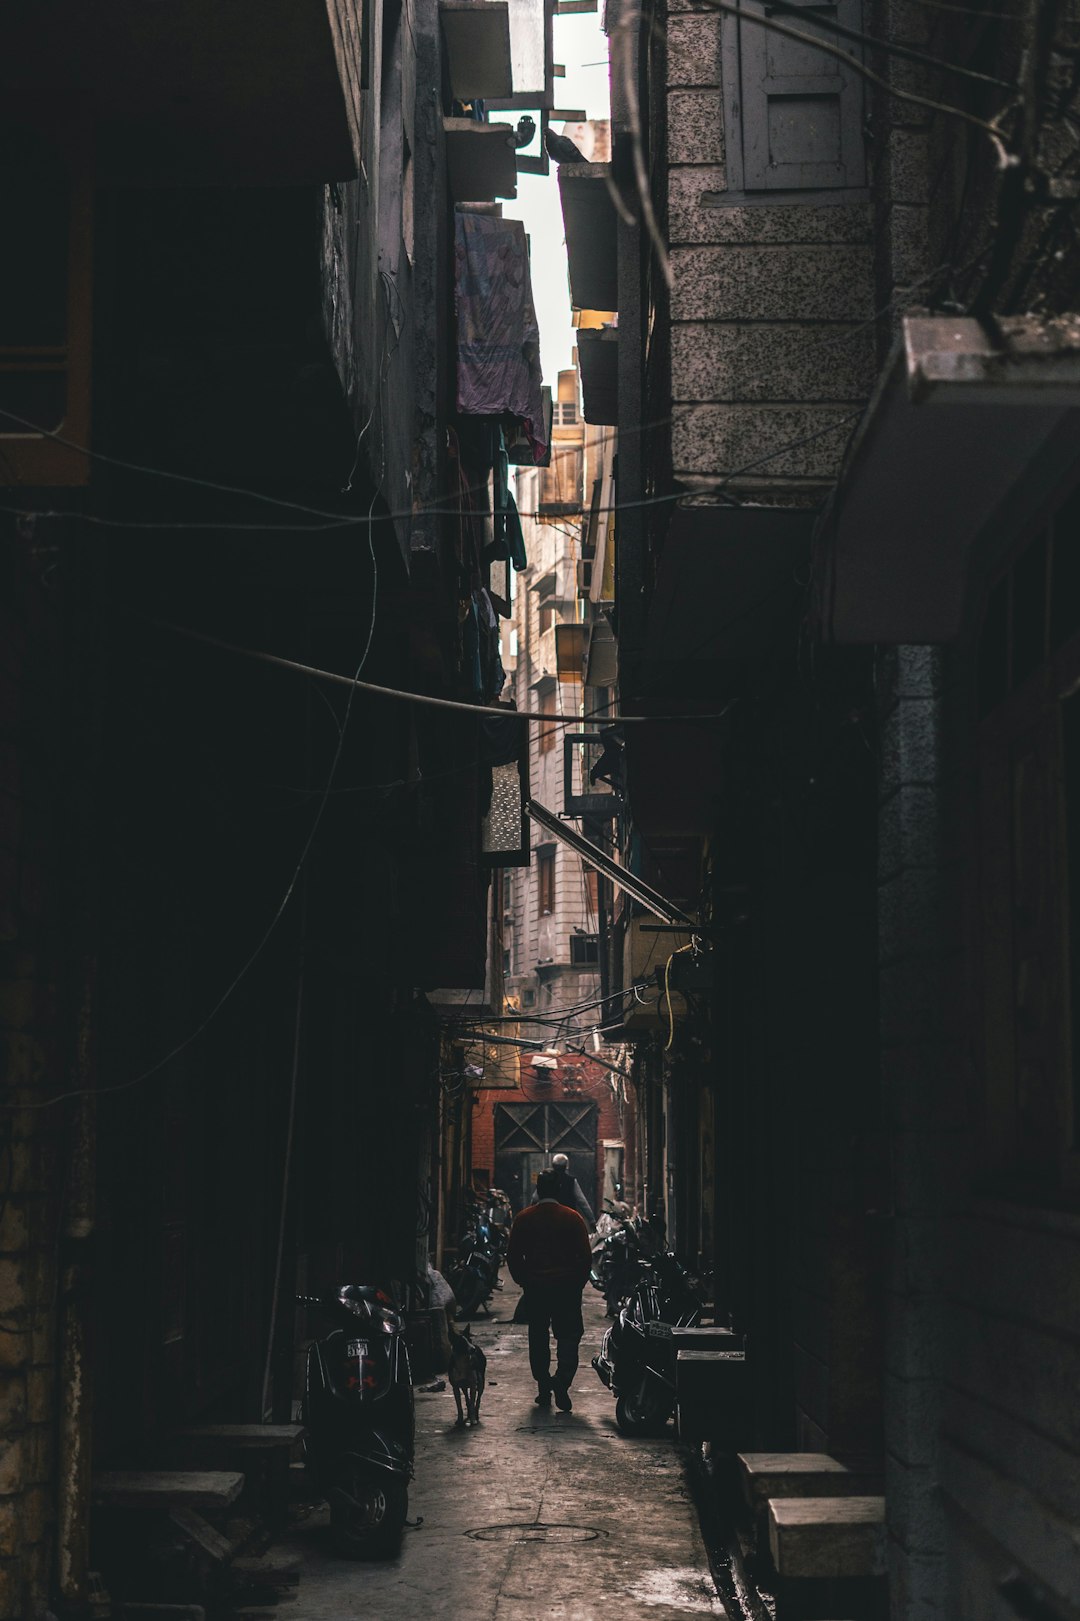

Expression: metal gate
xmin=493 ymin=1101 xmax=598 ymax=1214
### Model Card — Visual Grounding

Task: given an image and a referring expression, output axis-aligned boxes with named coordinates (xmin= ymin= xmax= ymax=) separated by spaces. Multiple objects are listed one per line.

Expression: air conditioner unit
xmin=576 ymin=560 xmax=592 ymax=593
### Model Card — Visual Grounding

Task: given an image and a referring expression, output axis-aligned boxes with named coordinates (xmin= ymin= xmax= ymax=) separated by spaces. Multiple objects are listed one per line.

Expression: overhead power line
xmin=760 ymin=0 xmax=1013 ymax=87
xmin=151 ymin=619 xmax=738 ymax=727
xmin=697 ymin=0 xmax=1016 ymax=159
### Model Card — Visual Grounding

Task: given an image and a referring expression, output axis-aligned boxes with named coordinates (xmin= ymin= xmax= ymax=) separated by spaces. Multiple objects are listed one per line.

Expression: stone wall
xmin=664 ymin=0 xmax=876 ymax=499
xmin=876 ymin=645 xmax=963 ymax=1618
xmin=877 ymin=626 xmax=1080 ymax=1618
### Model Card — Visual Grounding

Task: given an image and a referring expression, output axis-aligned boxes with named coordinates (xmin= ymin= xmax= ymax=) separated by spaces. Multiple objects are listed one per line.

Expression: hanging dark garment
xmin=482 ymin=433 xmax=528 ymax=572
xmin=455 ymin=210 xmax=548 ymax=463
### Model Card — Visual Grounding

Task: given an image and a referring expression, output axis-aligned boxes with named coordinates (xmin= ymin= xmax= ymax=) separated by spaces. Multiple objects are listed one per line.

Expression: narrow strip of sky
xmin=503 ymin=11 xmax=611 ymax=385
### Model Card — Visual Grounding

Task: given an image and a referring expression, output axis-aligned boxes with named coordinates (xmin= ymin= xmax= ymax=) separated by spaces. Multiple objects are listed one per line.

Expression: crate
xmin=404 ymin=1308 xmax=451 ymax=1379
xmin=675 ymin=1347 xmax=749 ymax=1445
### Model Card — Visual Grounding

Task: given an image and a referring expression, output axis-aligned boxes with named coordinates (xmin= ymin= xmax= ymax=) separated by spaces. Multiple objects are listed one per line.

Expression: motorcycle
xmin=298 ymin=1285 xmax=414 ymax=1557
xmin=592 ymin=1236 xmax=706 ymax=1435
xmin=447 ymin=1189 xmax=503 ymax=1316
xmin=486 ymin=1186 xmax=513 ymax=1255
xmin=590 ymin=1201 xmax=641 ymax=1316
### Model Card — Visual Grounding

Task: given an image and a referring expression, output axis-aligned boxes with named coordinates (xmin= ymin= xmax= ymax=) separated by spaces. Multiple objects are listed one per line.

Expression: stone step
xmin=230 ymin=1552 xmax=301 ymax=1588
xmin=176 ymin=1424 xmax=305 ymax=1453
xmin=768 ymin=1495 xmax=886 ymax=1581
xmin=738 ymin=1452 xmax=881 ymax=1510
xmin=92 ymin=1472 xmax=245 ymax=1512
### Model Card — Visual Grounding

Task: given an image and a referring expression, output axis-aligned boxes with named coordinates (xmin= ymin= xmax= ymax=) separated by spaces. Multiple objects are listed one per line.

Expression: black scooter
xmin=447 ymin=1191 xmax=502 ymax=1316
xmin=590 ymin=1206 xmax=643 ymax=1316
xmin=298 ymin=1285 xmax=414 ymax=1557
xmin=592 ymin=1241 xmax=705 ymax=1435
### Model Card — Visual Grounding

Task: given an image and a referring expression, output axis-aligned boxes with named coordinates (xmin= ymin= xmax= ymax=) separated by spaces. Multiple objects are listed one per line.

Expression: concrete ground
xmin=266 ymin=1278 xmax=728 ymax=1620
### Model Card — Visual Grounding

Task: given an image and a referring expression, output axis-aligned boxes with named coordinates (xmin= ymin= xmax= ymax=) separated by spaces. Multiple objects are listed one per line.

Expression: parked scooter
xmin=590 ymin=1199 xmax=641 ymax=1316
xmin=486 ymin=1186 xmax=513 ymax=1255
xmin=298 ymin=1285 xmax=414 ymax=1556
xmin=592 ymin=1232 xmax=706 ymax=1435
xmin=447 ymin=1189 xmax=504 ymax=1316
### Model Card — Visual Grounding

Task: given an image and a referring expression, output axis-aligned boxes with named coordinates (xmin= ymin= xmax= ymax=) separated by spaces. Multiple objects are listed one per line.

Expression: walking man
xmin=507 ymin=1168 xmax=592 ymax=1411
xmin=529 ymin=1151 xmax=595 ymax=1227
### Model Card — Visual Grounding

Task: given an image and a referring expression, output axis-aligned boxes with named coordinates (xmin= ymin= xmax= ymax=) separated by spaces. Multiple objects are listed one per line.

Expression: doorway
xmin=493 ymin=1101 xmax=598 ymax=1214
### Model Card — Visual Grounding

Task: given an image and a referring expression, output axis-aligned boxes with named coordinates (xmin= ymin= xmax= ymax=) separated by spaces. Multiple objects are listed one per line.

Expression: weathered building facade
xmin=570 ymin=0 xmax=1080 ymax=1614
xmin=0 ymin=0 xmax=558 ymax=1613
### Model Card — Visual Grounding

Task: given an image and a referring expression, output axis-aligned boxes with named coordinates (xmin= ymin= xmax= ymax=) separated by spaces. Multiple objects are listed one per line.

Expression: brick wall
xmin=470 ymin=1056 xmax=634 ymax=1216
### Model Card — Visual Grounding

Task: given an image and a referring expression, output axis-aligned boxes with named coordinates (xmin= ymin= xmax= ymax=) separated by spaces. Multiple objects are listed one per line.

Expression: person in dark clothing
xmin=529 ymin=1152 xmax=595 ymax=1227
xmin=507 ymin=1169 xmax=592 ymax=1411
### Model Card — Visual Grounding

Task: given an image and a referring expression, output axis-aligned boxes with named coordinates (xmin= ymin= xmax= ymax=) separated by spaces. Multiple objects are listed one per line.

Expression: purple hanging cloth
xmin=455 ymin=210 xmax=548 ymax=462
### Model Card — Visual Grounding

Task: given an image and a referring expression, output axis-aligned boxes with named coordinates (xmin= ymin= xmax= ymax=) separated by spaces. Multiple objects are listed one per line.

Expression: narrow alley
xmin=6 ymin=0 xmax=1080 ymax=1616
xmin=275 ymin=1286 xmax=724 ymax=1621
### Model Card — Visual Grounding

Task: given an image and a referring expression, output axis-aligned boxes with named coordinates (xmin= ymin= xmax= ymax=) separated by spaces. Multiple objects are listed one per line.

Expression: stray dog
xmin=447 ymin=1324 xmax=486 ymax=1427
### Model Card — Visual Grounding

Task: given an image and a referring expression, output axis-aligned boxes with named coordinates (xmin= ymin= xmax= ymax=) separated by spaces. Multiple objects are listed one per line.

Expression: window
xmin=537 ymin=845 xmax=555 ymax=914
xmin=721 ymin=0 xmax=865 ymax=195
xmin=538 ymin=689 xmax=557 ymax=754
xmin=539 ymin=601 xmax=557 ymax=637
xmin=570 ymin=933 xmax=599 ymax=966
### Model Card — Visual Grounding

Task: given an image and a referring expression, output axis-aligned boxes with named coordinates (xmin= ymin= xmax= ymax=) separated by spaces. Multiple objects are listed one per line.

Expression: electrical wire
xmin=759 ymin=0 xmax=1013 ymax=87
xmin=906 ymin=0 xmax=1023 ymax=18
xmin=663 ymin=943 xmax=695 ymax=1052
xmin=0 ymin=394 xmax=890 ymax=528
xmin=443 ymin=979 xmax=654 ymax=1026
xmin=690 ymin=0 xmax=1017 ymax=157
xmin=149 ymin=617 xmax=739 ymax=726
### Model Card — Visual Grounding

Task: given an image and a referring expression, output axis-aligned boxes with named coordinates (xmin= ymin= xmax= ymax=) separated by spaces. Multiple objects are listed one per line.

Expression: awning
xmin=558 ymin=163 xmax=618 ymax=313
xmin=819 ymin=315 xmax=1080 ymax=643
xmin=445 ymin=120 xmax=519 ymax=201
xmin=2 ymin=1 xmax=365 ymax=184
xmin=527 ymin=799 xmax=697 ymax=927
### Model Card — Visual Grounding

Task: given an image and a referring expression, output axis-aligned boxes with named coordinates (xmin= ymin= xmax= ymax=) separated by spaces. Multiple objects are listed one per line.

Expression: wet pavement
xmin=269 ymin=1278 xmax=728 ymax=1619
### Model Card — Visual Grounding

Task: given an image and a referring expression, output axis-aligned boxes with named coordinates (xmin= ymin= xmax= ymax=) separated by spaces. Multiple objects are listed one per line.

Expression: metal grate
xmin=466 ymin=1523 xmax=602 ymax=1542
xmin=482 ymin=761 xmax=524 ymax=855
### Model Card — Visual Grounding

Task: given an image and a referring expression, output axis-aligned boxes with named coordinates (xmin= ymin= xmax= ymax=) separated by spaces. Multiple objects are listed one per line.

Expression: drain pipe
xmin=56 ymin=983 xmax=96 ymax=1611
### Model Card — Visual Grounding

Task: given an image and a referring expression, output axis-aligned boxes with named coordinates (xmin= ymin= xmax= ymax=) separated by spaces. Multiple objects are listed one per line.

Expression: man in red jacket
xmin=507 ymin=1168 xmax=593 ymax=1411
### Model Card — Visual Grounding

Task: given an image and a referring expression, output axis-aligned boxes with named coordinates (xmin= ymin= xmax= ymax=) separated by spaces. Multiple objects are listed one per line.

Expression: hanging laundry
xmin=455 ymin=211 xmax=548 ymax=463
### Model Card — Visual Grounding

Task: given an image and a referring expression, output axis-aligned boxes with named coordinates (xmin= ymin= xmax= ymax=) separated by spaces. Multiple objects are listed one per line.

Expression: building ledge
xmin=440 ymin=1 xmax=513 ymax=101
xmin=820 ymin=315 xmax=1080 ymax=644
xmin=444 ymin=118 xmax=519 ymax=201
xmin=558 ymin=163 xmax=618 ymax=314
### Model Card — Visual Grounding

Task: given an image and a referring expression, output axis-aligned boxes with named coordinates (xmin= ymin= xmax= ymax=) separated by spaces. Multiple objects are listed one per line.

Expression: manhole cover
xmin=466 ymin=1523 xmax=603 ymax=1544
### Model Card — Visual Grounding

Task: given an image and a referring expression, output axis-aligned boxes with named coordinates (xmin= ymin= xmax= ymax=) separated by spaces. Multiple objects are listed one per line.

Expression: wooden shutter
xmin=733 ymin=0 xmax=864 ymax=191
